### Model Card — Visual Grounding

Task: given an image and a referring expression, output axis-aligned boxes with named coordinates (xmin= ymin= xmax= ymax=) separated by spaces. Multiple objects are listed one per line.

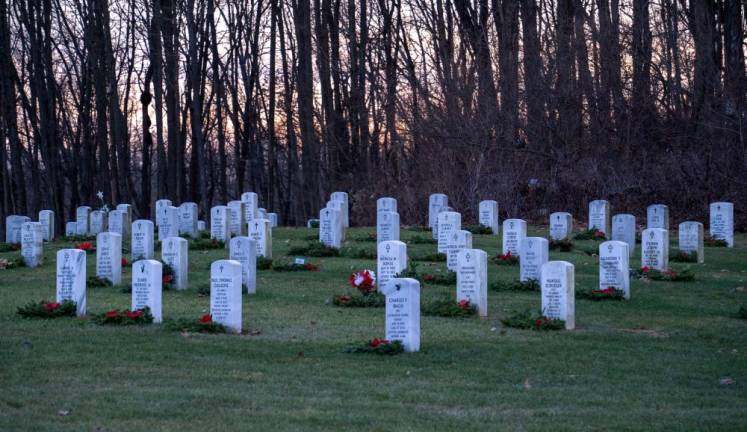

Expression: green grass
xmin=1 ymin=226 xmax=746 ymax=431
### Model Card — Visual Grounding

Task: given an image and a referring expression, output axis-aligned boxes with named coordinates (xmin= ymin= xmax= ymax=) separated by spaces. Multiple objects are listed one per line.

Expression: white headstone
xmin=437 ymin=211 xmax=461 ymax=253
xmin=588 ymin=200 xmax=611 ymax=235
xmin=502 ymin=219 xmax=527 ymax=256
xmin=161 ymin=236 xmax=188 ymax=289
xmin=446 ymin=229 xmax=472 ymax=271
xmin=21 ymin=222 xmax=44 ymax=267
xmin=131 ymin=259 xmax=163 ymax=323
xmin=678 ymin=222 xmax=704 ymax=263
xmin=248 ymin=219 xmax=273 ymax=258
xmin=75 ymin=206 xmax=91 ymax=235
xmin=641 ymin=228 xmax=669 ymax=271
xmin=5 ymin=215 xmax=30 ymax=243
xmin=377 ymin=197 xmax=397 ymax=214
xmin=96 ymin=232 xmax=122 ymax=285
xmin=178 ymin=202 xmax=198 ymax=237
xmin=479 ymin=200 xmax=499 ymax=234
xmin=257 ymin=207 xmax=268 ymax=220
xmin=65 ymin=222 xmax=77 ymax=237
xmin=155 ymin=199 xmax=172 ymax=227
xmin=89 ymin=210 xmax=107 ymax=235
xmin=131 ymin=219 xmax=155 ymax=260
xmin=197 ymin=220 xmax=206 ymax=232
xmin=319 ymin=207 xmax=342 ymax=249
xmin=326 ymin=200 xmax=346 ymax=241
xmin=381 ymin=278 xmax=420 ymax=353
xmin=56 ymin=249 xmax=87 ymax=316
xmin=229 ymin=237 xmax=257 ymax=295
xmin=428 ymin=193 xmax=448 ymax=229
xmin=377 ymin=240 xmax=408 ymax=289
xmin=158 ymin=206 xmax=180 ymax=241
xmin=210 ymin=205 xmax=230 ymax=244
xmin=331 ymin=192 xmax=349 ymax=228
xmin=456 ymin=249 xmax=488 ymax=317
xmin=210 ymin=260 xmax=243 ymax=333
xmin=38 ymin=210 xmax=55 ymax=241
xmin=612 ymin=214 xmax=636 ymax=257
xmin=541 ymin=261 xmax=575 ymax=330
xmin=599 ymin=241 xmax=630 ymax=299
xmin=115 ymin=203 xmax=132 ymax=235
xmin=549 ymin=212 xmax=573 ymax=241
xmin=306 ymin=219 xmax=319 ymax=228
xmin=520 ymin=237 xmax=549 ymax=281
xmin=227 ymin=201 xmax=246 ymax=236
xmin=241 ymin=192 xmax=259 ymax=223
xmin=710 ymin=202 xmax=734 ymax=247
xmin=107 ymin=210 xmax=126 ymax=235
xmin=268 ymin=213 xmax=278 ymax=228
xmin=647 ymin=204 xmax=669 ymax=230
xmin=376 ymin=211 xmax=400 ymax=244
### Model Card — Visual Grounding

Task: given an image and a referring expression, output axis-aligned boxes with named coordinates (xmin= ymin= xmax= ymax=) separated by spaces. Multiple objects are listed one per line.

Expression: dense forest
xmin=0 ymin=0 xmax=745 ymax=228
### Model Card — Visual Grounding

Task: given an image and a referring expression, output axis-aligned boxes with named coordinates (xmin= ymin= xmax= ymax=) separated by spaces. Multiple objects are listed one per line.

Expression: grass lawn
xmin=1 ymin=226 xmax=746 ymax=431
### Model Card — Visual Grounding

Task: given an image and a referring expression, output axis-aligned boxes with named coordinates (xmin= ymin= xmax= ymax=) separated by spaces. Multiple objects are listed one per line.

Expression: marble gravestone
xmin=107 ymin=210 xmax=126 ymax=236
xmin=227 ymin=201 xmax=246 ymax=237
xmin=5 ymin=215 xmax=30 ymax=243
xmin=326 ymin=200 xmax=346 ymax=241
xmin=331 ymin=192 xmax=349 ymax=228
xmin=478 ymin=200 xmax=499 ymax=234
xmin=428 ymin=193 xmax=448 ymax=229
xmin=678 ymin=222 xmax=704 ymax=263
xmin=541 ymin=261 xmax=575 ymax=330
xmin=89 ymin=210 xmax=107 ymax=235
xmin=641 ymin=228 xmax=668 ymax=271
xmin=197 ymin=220 xmax=206 ymax=232
xmin=76 ymin=206 xmax=91 ymax=235
xmin=56 ymin=249 xmax=87 ymax=316
xmin=161 ymin=236 xmax=189 ymax=290
xmin=210 ymin=260 xmax=243 ymax=333
xmin=210 ymin=205 xmax=230 ymax=245
xmin=599 ymin=241 xmax=630 ymax=299
xmin=268 ymin=213 xmax=279 ymax=228
xmin=21 ymin=222 xmax=44 ymax=267
xmin=306 ymin=219 xmax=319 ymax=228
xmin=437 ymin=211 xmax=461 ymax=253
xmin=38 ymin=210 xmax=55 ymax=241
xmin=131 ymin=259 xmax=163 ymax=323
xmin=131 ymin=219 xmax=155 ymax=260
xmin=502 ymin=219 xmax=527 ymax=256
xmin=178 ymin=202 xmax=198 ymax=238
xmin=229 ymin=237 xmax=257 ymax=295
xmin=319 ymin=207 xmax=342 ymax=249
xmin=65 ymin=222 xmax=77 ymax=237
xmin=158 ymin=206 xmax=180 ymax=241
xmin=612 ymin=214 xmax=636 ymax=257
xmin=456 ymin=249 xmax=488 ymax=317
xmin=520 ymin=237 xmax=549 ymax=281
xmin=549 ymin=212 xmax=573 ymax=241
xmin=249 ymin=219 xmax=273 ymax=258
xmin=446 ymin=230 xmax=472 ymax=272
xmin=241 ymin=192 xmax=259 ymax=224
xmin=257 ymin=207 xmax=268 ymax=221
xmin=96 ymin=232 xmax=122 ymax=285
xmin=377 ymin=197 xmax=397 ymax=214
xmin=155 ymin=199 xmax=172 ymax=228
xmin=710 ymin=202 xmax=734 ymax=247
xmin=115 ymin=203 xmax=132 ymax=236
xmin=381 ymin=278 xmax=421 ymax=353
xmin=647 ymin=204 xmax=669 ymax=230
xmin=377 ymin=240 xmax=408 ymax=289
xmin=376 ymin=211 xmax=400 ymax=244
xmin=588 ymin=200 xmax=611 ymax=235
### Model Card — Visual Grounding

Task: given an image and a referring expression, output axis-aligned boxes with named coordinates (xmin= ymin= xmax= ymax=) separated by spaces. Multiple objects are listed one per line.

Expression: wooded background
xmin=1 ymin=0 xmax=745 ymax=229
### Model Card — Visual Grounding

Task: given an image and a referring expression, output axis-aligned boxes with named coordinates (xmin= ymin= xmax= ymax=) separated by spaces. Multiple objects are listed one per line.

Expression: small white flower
xmin=96 ymin=191 xmax=104 ymax=200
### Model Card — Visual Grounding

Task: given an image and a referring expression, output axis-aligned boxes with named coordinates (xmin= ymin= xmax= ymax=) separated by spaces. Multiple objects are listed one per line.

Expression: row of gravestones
xmin=55 ymin=235 xmax=262 ymax=330
xmin=318 ymin=192 xmax=349 ymax=249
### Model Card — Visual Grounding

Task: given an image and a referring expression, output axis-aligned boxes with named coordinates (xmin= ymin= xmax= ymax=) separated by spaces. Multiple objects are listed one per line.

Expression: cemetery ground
xmin=1 ymin=227 xmax=746 ymax=431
